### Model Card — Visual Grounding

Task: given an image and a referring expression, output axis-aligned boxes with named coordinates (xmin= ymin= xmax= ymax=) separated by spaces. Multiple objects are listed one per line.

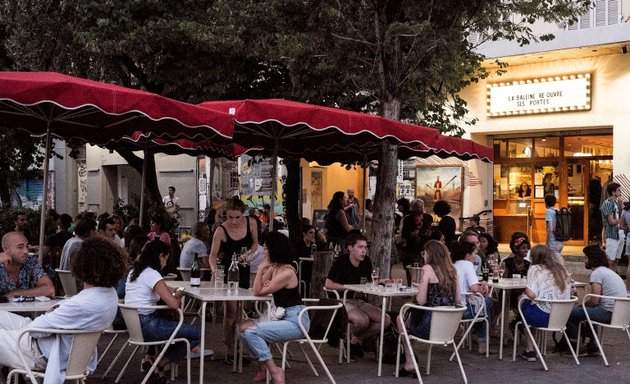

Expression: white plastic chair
xmin=323 ymin=287 xmax=351 ymax=364
xmin=280 ymin=302 xmax=343 ymax=384
xmin=101 ymin=304 xmax=191 ymax=384
xmin=512 ymin=296 xmax=579 ymax=370
xmin=395 ymin=304 xmax=467 ymax=384
xmin=7 ymin=327 xmax=104 ymax=384
xmin=55 ymin=269 xmax=78 ymax=297
xmin=576 ymin=293 xmax=630 ymax=366
xmin=450 ymin=292 xmax=490 ymax=360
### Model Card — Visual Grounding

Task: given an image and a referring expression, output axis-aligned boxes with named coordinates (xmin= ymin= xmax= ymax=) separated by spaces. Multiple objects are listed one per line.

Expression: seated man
xmin=0 ymin=237 xmax=126 ymax=382
xmin=325 ymin=232 xmax=391 ymax=359
xmin=59 ymin=218 xmax=97 ymax=270
xmin=0 ymin=232 xmax=55 ymax=298
xmin=179 ymin=222 xmax=210 ymax=268
xmin=564 ymin=245 xmax=626 ymax=354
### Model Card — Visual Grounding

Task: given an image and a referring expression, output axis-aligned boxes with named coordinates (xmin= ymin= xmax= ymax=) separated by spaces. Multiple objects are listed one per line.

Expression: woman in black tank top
xmin=239 ymin=233 xmax=307 ymax=384
xmin=209 ymin=197 xmax=259 ymax=353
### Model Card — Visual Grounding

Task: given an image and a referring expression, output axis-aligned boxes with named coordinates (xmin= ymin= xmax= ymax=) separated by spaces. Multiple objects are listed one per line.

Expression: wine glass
xmin=333 ymin=244 xmax=341 ymax=257
xmin=498 ymin=261 xmax=506 ymax=279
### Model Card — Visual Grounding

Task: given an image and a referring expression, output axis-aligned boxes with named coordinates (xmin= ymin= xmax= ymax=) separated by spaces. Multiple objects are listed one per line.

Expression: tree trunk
xmin=285 ymin=158 xmax=301 ymax=247
xmin=370 ymin=99 xmax=401 ymax=279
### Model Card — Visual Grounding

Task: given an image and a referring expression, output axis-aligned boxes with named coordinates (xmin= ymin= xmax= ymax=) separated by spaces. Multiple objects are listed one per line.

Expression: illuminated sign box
xmin=486 ymin=74 xmax=591 ymax=117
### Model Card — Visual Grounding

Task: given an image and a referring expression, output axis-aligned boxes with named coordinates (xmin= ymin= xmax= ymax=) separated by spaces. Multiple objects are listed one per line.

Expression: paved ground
xmin=85 ymin=263 xmax=629 ymax=384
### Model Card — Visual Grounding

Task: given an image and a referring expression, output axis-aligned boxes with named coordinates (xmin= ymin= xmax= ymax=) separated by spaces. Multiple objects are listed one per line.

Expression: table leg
xmin=234 ymin=301 xmax=240 ymax=373
xmin=199 ymin=301 xmax=207 ymax=384
xmin=499 ymin=289 xmax=507 ymax=360
xmin=377 ymin=296 xmax=386 ymax=377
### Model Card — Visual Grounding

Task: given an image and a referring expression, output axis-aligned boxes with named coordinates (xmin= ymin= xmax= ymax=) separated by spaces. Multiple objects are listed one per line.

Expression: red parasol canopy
xmin=0 ymin=72 xmax=234 ymax=256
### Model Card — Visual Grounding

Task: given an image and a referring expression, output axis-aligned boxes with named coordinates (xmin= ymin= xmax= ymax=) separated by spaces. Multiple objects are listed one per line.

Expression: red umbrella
xmin=201 ymin=98 xmax=491 ymax=228
xmin=0 ymin=72 xmax=234 ymax=258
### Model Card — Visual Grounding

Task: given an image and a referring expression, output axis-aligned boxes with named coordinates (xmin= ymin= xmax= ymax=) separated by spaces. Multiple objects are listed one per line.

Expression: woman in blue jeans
xmin=125 ymin=239 xmax=201 ymax=383
xmin=240 ymin=232 xmax=308 ymax=384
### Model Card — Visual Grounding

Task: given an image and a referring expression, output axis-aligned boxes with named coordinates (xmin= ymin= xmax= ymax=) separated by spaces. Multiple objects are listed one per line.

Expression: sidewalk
xmin=89 ymin=264 xmax=628 ymax=384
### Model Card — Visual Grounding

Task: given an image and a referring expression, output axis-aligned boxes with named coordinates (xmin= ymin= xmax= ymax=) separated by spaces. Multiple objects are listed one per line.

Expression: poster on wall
xmin=239 ymin=154 xmax=275 ymax=196
xmin=416 ymin=165 xmax=463 ymax=228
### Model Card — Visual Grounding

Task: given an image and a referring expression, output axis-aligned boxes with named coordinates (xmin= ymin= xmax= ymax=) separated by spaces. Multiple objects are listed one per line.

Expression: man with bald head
xmin=0 ymin=232 xmax=55 ymax=298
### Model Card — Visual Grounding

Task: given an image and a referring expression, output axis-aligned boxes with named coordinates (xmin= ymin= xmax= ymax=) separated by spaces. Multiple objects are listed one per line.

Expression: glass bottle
xmin=190 ymin=252 xmax=201 ymax=287
xmin=227 ymin=252 xmax=240 ymax=292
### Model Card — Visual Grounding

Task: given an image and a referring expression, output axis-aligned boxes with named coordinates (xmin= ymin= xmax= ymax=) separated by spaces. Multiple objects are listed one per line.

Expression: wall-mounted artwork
xmin=416 ymin=165 xmax=464 ymax=229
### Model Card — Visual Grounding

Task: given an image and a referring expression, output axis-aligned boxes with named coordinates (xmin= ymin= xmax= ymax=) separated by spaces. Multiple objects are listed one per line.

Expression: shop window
xmin=533 ymin=137 xmax=560 ymax=157
xmin=494 ymin=165 xmax=532 ymax=200
xmin=507 ymin=138 xmax=532 ymax=159
xmin=493 ymin=139 xmax=507 ymax=159
xmin=564 ymin=135 xmax=612 ymax=157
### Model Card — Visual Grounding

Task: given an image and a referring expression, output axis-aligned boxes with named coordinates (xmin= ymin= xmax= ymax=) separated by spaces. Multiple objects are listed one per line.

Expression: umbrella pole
xmin=208 ymin=157 xmax=215 ymax=207
xmin=38 ymin=125 xmax=52 ymax=263
xmin=269 ymin=141 xmax=278 ymax=232
xmin=139 ymin=149 xmax=148 ymax=228
xmin=361 ymin=162 xmax=367 ymax=234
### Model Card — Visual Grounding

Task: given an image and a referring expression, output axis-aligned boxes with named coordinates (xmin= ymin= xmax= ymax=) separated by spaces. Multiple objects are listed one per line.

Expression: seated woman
xmin=504 ymin=235 xmax=531 ymax=310
xmin=451 ymin=241 xmax=493 ymax=355
xmin=239 ymin=232 xmax=307 ymax=384
xmin=397 ymin=240 xmax=460 ymax=377
xmin=479 ymin=232 xmax=500 ymax=264
xmin=517 ymin=245 xmax=571 ymax=362
xmin=564 ymin=245 xmax=626 ymax=354
xmin=124 ymin=239 xmax=201 ymax=383
xmin=148 ymin=215 xmax=171 ymax=245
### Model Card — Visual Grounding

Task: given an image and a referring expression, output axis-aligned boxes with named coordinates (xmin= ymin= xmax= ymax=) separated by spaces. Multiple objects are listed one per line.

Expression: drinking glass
xmin=371 ymin=268 xmax=379 ymax=288
xmin=498 ymin=261 xmax=506 ymax=280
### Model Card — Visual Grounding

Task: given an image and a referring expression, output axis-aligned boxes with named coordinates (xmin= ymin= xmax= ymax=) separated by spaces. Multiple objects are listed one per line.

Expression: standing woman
xmin=325 ymin=191 xmax=352 ymax=246
xmin=433 ymin=200 xmax=456 ymax=246
xmin=209 ymin=196 xmax=259 ymax=355
xmin=517 ymin=245 xmax=571 ymax=362
xmin=124 ymin=239 xmax=201 ymax=383
xmin=240 ymin=232 xmax=307 ymax=384
xmin=397 ymin=240 xmax=460 ymax=376
xmin=401 ymin=199 xmax=433 ymax=285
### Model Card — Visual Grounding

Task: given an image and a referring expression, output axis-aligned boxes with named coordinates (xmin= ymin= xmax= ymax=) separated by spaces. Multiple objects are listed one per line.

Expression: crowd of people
xmin=1 ymin=183 xmax=630 ymax=383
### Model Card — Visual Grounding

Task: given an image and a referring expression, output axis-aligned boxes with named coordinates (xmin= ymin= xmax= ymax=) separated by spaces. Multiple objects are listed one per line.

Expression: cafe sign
xmin=486 ymin=73 xmax=591 ymax=117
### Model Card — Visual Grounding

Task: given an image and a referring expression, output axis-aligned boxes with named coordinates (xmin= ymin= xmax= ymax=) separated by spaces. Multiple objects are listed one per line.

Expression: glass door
xmin=566 ymin=159 xmax=588 ymax=242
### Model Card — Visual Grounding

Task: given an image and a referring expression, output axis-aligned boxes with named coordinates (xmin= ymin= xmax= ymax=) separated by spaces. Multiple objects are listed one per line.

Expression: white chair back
xmin=55 ymin=269 xmax=78 ymax=297
xmin=428 ymin=306 xmax=466 ymax=343
xmin=67 ymin=330 xmax=103 ymax=378
xmin=544 ymin=297 xmax=579 ymax=331
xmin=177 ymin=267 xmax=191 ymax=281
xmin=610 ymin=297 xmax=630 ymax=328
xmin=119 ymin=304 xmax=147 ymax=343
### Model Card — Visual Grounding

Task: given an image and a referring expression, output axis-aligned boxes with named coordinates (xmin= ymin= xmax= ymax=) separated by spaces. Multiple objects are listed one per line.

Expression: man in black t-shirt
xmin=325 ymin=233 xmax=391 ymax=359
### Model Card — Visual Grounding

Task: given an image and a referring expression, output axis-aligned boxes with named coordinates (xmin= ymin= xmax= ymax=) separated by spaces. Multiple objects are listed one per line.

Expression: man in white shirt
xmin=0 ymin=237 xmax=126 ymax=383
xmin=163 ymin=186 xmax=180 ymax=215
xmin=180 ymin=222 xmax=210 ymax=268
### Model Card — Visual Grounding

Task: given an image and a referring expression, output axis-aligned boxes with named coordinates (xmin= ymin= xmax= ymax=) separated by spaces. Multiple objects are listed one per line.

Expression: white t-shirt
xmin=125 ymin=267 xmax=162 ymax=315
xmin=455 ymin=259 xmax=479 ymax=306
xmin=590 ymin=266 xmax=627 ymax=312
xmin=526 ymin=264 xmax=571 ymax=313
xmin=163 ymin=195 xmax=179 ymax=211
xmin=180 ymin=237 xmax=208 ymax=268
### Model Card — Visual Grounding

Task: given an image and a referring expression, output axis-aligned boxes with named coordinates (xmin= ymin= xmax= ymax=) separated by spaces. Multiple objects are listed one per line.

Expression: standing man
xmin=344 ymin=188 xmax=360 ymax=229
xmin=163 ymin=186 xmax=180 ymax=216
xmin=325 ymin=232 xmax=391 ymax=359
xmin=545 ymin=194 xmax=564 ymax=265
xmin=0 ymin=232 xmax=55 ymax=298
xmin=433 ymin=175 xmax=442 ymax=201
xmin=601 ymin=182 xmax=623 ymax=271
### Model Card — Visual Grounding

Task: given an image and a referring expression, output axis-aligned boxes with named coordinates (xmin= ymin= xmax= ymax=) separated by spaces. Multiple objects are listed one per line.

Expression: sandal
xmin=253 ymin=367 xmax=268 ymax=382
xmin=271 ymin=368 xmax=285 ymax=384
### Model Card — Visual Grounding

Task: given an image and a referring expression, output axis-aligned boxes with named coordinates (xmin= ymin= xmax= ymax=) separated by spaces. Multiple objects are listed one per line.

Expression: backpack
xmin=554 ymin=208 xmax=572 ymax=241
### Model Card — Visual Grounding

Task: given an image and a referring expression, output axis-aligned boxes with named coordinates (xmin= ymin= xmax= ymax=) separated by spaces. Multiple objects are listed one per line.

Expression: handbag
xmin=260 ymin=304 xmax=286 ymax=322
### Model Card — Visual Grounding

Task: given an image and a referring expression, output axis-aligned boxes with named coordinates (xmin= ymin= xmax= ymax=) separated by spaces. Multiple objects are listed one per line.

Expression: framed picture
xmin=415 ymin=165 xmax=464 ymax=229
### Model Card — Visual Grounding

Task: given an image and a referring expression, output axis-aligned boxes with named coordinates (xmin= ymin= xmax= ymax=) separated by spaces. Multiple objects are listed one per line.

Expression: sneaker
xmin=350 ymin=343 xmax=364 ymax=359
xmin=190 ymin=347 xmax=214 ymax=359
xmin=521 ymin=351 xmax=537 ymax=362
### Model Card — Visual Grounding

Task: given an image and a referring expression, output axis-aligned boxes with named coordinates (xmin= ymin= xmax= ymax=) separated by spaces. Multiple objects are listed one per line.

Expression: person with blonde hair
xmin=397 ymin=240 xmax=460 ymax=377
xmin=518 ymin=244 xmax=571 ymax=362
